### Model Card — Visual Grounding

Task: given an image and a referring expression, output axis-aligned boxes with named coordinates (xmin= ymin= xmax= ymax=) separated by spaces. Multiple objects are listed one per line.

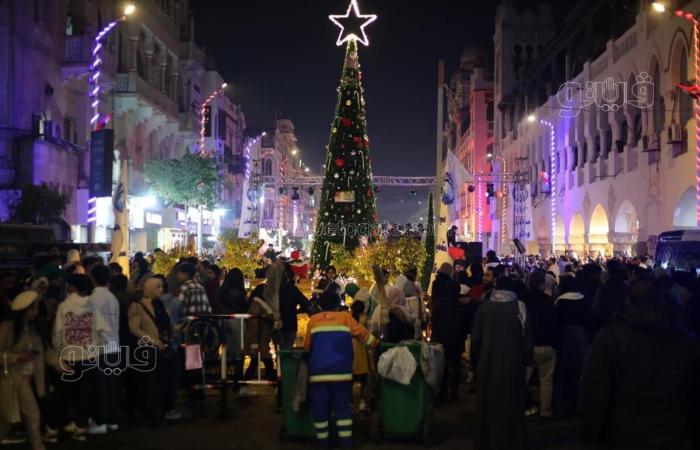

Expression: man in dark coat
xmin=590 ymin=259 xmax=629 ymax=335
xmin=523 ymin=270 xmax=558 ymax=418
xmin=581 ymin=275 xmax=700 ymax=450
xmin=431 ymin=263 xmax=464 ymax=401
xmin=472 ymin=276 xmax=532 ymax=450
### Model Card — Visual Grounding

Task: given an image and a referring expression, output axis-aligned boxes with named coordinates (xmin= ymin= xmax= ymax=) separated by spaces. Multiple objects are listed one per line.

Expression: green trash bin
xmin=278 ymin=349 xmax=316 ymax=441
xmin=374 ymin=342 xmax=437 ymax=446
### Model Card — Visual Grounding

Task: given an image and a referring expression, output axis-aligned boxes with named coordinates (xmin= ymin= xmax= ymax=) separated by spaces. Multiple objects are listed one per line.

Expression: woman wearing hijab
xmin=370 ymin=287 xmax=415 ymax=344
xmin=0 ymin=291 xmax=58 ymax=450
xmin=128 ymin=278 xmax=183 ymax=427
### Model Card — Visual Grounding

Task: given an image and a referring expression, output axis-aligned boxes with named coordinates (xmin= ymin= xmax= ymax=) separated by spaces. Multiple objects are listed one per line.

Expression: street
xmin=47 ymin=385 xmax=586 ymax=450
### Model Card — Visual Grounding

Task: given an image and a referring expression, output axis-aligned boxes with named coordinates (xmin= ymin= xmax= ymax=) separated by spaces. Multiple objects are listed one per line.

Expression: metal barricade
xmin=182 ymin=313 xmax=280 ymax=416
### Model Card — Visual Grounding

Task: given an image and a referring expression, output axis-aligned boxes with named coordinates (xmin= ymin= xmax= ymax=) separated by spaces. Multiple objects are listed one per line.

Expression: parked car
xmin=655 ymin=230 xmax=700 ymax=275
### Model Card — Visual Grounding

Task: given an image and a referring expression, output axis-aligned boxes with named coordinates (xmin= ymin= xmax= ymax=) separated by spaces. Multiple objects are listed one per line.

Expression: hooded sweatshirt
xmin=53 ymin=293 xmax=111 ymax=361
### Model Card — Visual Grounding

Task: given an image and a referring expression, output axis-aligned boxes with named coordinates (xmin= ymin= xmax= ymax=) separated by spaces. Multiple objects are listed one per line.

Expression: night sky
xmin=189 ymin=0 xmax=498 ymax=224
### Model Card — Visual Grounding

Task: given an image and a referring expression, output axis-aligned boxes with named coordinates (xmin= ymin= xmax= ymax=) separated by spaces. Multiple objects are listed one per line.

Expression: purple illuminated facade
xmin=493 ymin=1 xmax=700 ymax=257
xmin=0 ymin=1 xmax=247 ymax=250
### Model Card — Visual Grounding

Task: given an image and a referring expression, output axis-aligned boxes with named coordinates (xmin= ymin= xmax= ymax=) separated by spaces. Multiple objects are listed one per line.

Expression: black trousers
xmin=51 ymin=362 xmax=94 ymax=429
xmin=141 ymin=350 xmax=176 ymax=425
xmin=441 ymin=342 xmax=462 ymax=398
xmin=92 ymin=352 xmax=124 ymax=425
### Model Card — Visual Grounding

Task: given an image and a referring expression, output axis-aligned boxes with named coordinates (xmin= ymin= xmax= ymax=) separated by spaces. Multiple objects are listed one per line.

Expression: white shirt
xmin=89 ymin=286 xmax=120 ymax=353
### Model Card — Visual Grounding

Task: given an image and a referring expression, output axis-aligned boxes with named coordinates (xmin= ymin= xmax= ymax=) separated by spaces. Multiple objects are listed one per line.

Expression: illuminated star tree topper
xmin=329 ymin=0 xmax=377 ymax=47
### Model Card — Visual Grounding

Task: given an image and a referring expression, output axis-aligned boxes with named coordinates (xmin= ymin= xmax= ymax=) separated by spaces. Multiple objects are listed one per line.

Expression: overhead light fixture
xmin=651 ymin=2 xmax=666 ymax=13
xmin=527 ymin=114 xmax=536 ymax=123
xmin=124 ymin=4 xmax=136 ymax=16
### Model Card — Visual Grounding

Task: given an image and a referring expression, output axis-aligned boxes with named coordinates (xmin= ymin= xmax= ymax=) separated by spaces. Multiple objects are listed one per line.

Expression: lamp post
xmin=199 ymin=83 xmax=227 ymax=155
xmin=193 ymin=82 xmax=227 ymax=254
xmin=87 ymin=4 xmax=134 ymax=246
xmin=528 ymin=114 xmax=557 ymax=256
xmin=89 ymin=4 xmax=135 ymax=130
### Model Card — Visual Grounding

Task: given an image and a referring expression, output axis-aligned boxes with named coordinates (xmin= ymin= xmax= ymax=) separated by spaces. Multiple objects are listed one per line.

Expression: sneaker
xmin=43 ymin=427 xmax=58 ymax=444
xmin=525 ymin=406 xmax=540 ymax=418
xmin=71 ymin=427 xmax=87 ymax=442
xmin=358 ymin=399 xmax=369 ymax=414
xmin=237 ymin=386 xmax=258 ymax=398
xmin=0 ymin=436 xmax=27 ymax=445
xmin=88 ymin=423 xmax=107 ymax=435
xmin=106 ymin=424 xmax=119 ymax=432
xmin=63 ymin=422 xmax=76 ymax=434
xmin=164 ymin=410 xmax=182 ymax=421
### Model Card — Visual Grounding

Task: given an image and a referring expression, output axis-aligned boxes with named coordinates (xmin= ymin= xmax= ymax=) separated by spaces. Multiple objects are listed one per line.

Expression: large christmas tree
xmin=311 ymin=39 xmax=377 ymax=268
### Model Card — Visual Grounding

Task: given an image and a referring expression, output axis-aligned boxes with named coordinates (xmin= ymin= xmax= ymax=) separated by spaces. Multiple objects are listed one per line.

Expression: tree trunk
xmin=197 ymin=204 xmax=203 ymax=255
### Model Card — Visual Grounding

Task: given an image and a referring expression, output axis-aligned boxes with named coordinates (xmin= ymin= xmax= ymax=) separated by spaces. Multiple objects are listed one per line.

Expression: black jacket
xmin=523 ymin=289 xmax=558 ymax=347
xmin=431 ymin=272 xmax=463 ymax=344
xmin=591 ymin=276 xmax=629 ymax=333
xmin=279 ymin=280 xmax=310 ymax=333
xmin=581 ymin=302 xmax=700 ymax=450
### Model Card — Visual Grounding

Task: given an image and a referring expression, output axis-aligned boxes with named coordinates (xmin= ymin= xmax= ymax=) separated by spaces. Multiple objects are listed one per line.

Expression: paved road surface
xmin=46 ymin=385 xmax=588 ymax=450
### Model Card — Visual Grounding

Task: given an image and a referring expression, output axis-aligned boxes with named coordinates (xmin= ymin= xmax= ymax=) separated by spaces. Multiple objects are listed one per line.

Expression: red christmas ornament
xmin=335 ymin=158 xmax=345 ymax=168
xmin=366 ymin=187 xmax=372 ymax=197
xmin=341 ymin=117 xmax=352 ymax=127
xmin=353 ymin=136 xmax=363 ymax=146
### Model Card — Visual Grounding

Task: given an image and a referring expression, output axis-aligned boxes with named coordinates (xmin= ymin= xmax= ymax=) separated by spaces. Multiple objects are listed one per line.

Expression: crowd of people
xmin=431 ymin=250 xmax=700 ymax=450
xmin=1 ymin=245 xmax=699 ymax=450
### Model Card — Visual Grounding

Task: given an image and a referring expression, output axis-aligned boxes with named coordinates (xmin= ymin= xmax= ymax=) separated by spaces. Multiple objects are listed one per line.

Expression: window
xmin=262 ymin=158 xmax=273 ymax=176
xmin=633 ymin=110 xmax=642 ymax=145
xmin=619 ymin=120 xmax=628 ymax=153
xmin=572 ymin=145 xmax=578 ymax=169
xmin=582 ymin=142 xmax=588 ymax=166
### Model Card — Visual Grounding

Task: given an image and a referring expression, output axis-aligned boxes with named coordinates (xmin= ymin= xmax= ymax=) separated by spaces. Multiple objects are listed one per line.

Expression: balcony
xmin=61 ymin=35 xmax=92 ymax=80
xmin=115 ymin=72 xmax=178 ymax=119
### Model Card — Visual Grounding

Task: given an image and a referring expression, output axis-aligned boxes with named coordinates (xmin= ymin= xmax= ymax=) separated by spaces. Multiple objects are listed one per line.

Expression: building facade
xmin=0 ymin=0 xmax=247 ymax=253
xmin=494 ymin=0 xmax=697 ymax=257
xmin=446 ymin=47 xmax=495 ymax=244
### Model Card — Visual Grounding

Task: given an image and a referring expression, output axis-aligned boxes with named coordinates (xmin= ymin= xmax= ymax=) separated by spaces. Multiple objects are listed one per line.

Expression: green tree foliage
xmin=144 ymin=153 xmax=218 ymax=210
xmin=311 ymin=40 xmax=377 ymax=268
xmin=12 ymin=183 xmax=69 ymax=224
xmin=421 ymin=193 xmax=435 ymax=291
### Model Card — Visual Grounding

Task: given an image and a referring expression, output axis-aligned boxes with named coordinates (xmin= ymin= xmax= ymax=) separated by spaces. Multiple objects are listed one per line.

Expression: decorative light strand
xmin=477 ymin=181 xmax=483 ymax=243
xmin=678 ymin=10 xmax=700 ymax=226
xmin=89 ymin=20 xmax=118 ymax=129
xmin=540 ymin=119 xmax=557 ymax=255
xmin=198 ymin=83 xmax=227 ymax=155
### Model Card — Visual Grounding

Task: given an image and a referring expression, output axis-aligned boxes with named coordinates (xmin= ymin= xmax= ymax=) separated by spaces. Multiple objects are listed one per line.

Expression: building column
xmin=129 ymin=36 xmax=139 ymax=73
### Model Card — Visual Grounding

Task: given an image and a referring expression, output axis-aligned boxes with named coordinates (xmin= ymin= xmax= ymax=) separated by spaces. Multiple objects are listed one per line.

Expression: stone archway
xmin=613 ymin=200 xmax=639 ymax=255
xmin=589 ymin=204 xmax=611 ymax=257
xmin=569 ymin=213 xmax=586 ymax=255
xmin=673 ymin=187 xmax=696 ymax=229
